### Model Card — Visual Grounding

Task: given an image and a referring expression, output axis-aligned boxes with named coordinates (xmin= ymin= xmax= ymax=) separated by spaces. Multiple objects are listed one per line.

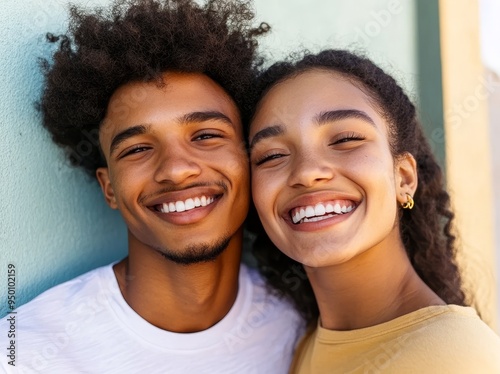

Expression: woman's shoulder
xmin=388 ymin=305 xmax=500 ymax=372
xmin=289 ymin=305 xmax=500 ymax=373
xmin=410 ymin=305 xmax=499 ymax=341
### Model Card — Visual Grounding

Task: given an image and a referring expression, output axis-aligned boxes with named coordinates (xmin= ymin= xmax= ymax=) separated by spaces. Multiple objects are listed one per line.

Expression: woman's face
xmin=249 ymin=69 xmax=416 ymax=267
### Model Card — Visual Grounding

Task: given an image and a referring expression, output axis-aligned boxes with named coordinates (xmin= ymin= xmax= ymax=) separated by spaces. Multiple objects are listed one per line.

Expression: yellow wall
xmin=439 ymin=0 xmax=497 ymax=329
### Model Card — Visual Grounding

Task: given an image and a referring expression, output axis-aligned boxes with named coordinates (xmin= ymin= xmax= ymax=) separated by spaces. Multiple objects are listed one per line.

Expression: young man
xmin=0 ymin=1 xmax=302 ymax=372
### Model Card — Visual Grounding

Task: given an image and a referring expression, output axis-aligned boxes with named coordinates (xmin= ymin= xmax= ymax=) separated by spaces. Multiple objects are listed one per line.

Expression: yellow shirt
xmin=290 ymin=305 xmax=500 ymax=373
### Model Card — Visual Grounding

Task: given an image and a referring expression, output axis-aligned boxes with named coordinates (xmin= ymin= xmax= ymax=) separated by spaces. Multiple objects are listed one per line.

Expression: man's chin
xmin=157 ymin=235 xmax=231 ymax=265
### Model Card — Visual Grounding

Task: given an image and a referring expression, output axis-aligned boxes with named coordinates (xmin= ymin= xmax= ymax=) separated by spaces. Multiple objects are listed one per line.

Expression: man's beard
xmin=157 ymin=235 xmax=231 ymax=265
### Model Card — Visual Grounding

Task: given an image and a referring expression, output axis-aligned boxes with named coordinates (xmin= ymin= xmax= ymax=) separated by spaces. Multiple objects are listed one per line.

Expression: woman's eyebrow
xmin=249 ymin=124 xmax=284 ymax=150
xmin=249 ymin=109 xmax=375 ymax=150
xmin=315 ymin=109 xmax=376 ymax=127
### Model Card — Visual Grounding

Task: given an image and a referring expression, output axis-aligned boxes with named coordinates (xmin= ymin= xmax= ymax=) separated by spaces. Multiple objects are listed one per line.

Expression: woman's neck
xmin=306 ymin=229 xmax=445 ymax=331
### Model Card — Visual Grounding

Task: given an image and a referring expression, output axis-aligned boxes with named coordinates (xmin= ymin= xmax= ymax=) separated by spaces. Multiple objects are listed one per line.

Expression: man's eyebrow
xmin=249 ymin=125 xmax=284 ymax=149
xmin=178 ymin=111 xmax=234 ymax=127
xmin=110 ymin=124 xmax=149 ymax=155
xmin=315 ymin=109 xmax=376 ymax=127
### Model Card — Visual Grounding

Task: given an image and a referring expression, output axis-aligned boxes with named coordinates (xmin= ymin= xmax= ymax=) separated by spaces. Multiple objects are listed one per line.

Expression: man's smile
xmin=144 ymin=184 xmax=227 ymax=225
xmin=153 ymin=195 xmax=218 ymax=213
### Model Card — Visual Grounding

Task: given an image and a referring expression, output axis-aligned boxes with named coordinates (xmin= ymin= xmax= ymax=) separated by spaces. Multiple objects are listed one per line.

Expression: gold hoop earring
xmin=401 ymin=194 xmax=414 ymax=210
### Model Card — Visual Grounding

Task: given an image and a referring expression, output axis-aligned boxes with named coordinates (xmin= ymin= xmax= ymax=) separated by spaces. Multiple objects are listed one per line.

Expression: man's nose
xmin=153 ymin=143 xmax=202 ymax=185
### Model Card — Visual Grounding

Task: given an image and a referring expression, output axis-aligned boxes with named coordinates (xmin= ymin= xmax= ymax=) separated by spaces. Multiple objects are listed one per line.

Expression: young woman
xmin=247 ymin=50 xmax=500 ymax=373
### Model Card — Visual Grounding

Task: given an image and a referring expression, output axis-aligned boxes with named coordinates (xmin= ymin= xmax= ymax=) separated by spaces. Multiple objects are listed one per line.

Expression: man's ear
xmin=96 ymin=167 xmax=118 ymax=209
xmin=395 ymin=152 xmax=418 ymax=205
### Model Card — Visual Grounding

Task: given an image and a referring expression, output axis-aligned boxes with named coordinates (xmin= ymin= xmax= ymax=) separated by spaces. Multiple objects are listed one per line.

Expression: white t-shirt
xmin=0 ymin=263 xmax=303 ymax=374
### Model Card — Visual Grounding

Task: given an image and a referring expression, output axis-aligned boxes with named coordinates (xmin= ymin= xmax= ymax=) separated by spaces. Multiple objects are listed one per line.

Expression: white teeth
xmin=314 ymin=204 xmax=326 ymax=216
xmin=185 ymin=198 xmax=195 ymax=210
xmin=291 ymin=201 xmax=356 ymax=224
xmin=175 ymin=201 xmax=185 ymax=212
xmin=293 ymin=211 xmax=301 ymax=224
xmin=159 ymin=195 xmax=216 ymax=213
xmin=293 ymin=208 xmax=308 ymax=224
xmin=303 ymin=214 xmax=333 ymax=223
xmin=305 ymin=206 xmax=315 ymax=217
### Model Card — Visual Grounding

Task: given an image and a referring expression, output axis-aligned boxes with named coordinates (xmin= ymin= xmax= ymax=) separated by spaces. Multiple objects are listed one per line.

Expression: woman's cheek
xmin=251 ymin=172 xmax=267 ymax=209
xmin=252 ymin=172 xmax=277 ymax=227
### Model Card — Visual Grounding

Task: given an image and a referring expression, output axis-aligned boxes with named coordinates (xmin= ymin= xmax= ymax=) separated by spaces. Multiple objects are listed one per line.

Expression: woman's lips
xmin=289 ymin=200 xmax=357 ymax=225
xmin=289 ymin=200 xmax=357 ymax=224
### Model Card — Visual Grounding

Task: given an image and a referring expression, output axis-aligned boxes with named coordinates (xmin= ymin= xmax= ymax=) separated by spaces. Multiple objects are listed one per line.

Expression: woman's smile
xmin=250 ymin=69 xmax=405 ymax=267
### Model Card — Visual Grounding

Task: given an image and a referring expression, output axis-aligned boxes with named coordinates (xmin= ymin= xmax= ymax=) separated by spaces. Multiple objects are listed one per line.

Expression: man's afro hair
xmin=40 ymin=0 xmax=269 ymax=178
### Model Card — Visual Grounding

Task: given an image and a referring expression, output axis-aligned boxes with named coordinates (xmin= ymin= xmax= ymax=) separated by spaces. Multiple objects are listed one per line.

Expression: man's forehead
xmin=108 ymin=71 xmax=237 ymax=110
xmin=99 ymin=71 xmax=242 ymax=141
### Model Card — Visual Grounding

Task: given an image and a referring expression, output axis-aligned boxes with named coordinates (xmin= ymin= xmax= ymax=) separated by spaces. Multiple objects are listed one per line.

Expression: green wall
xmin=416 ymin=0 xmax=445 ymax=168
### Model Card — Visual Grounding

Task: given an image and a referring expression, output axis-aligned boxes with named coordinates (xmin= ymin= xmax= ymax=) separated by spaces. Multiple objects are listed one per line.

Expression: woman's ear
xmin=96 ymin=167 xmax=118 ymax=209
xmin=395 ymin=152 xmax=418 ymax=205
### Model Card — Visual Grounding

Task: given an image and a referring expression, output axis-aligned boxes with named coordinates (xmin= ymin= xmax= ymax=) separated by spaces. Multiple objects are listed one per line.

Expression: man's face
xmin=96 ymin=72 xmax=249 ymax=263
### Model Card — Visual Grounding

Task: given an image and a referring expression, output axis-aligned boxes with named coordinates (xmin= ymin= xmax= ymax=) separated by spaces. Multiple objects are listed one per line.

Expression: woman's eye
xmin=255 ymin=153 xmax=287 ymax=166
xmin=332 ymin=132 xmax=365 ymax=145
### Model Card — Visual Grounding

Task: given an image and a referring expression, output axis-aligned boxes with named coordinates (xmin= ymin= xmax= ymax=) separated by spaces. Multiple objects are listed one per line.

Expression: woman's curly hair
xmin=40 ymin=0 xmax=269 ymax=178
xmin=246 ymin=49 xmax=469 ymax=325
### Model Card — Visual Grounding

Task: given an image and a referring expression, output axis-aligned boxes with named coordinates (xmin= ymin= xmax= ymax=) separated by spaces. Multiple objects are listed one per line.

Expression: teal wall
xmin=0 ymin=0 xmax=128 ymax=318
xmin=416 ymin=0 xmax=445 ymax=168
xmin=0 ymin=0 xmax=427 ymax=318
xmin=254 ymin=0 xmax=417 ymax=93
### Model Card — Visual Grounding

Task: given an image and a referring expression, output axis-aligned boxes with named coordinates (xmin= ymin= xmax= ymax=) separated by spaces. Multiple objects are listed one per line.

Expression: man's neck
xmin=113 ymin=230 xmax=243 ymax=333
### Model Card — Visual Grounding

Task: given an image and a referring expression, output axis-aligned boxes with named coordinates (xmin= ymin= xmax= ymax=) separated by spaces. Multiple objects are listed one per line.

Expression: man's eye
xmin=193 ymin=133 xmax=223 ymax=141
xmin=120 ymin=146 xmax=150 ymax=158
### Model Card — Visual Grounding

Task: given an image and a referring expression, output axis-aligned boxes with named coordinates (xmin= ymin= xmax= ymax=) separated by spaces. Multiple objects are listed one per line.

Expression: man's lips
xmin=144 ymin=186 xmax=226 ymax=226
xmin=144 ymin=186 xmax=224 ymax=214
xmin=152 ymin=194 xmax=220 ymax=213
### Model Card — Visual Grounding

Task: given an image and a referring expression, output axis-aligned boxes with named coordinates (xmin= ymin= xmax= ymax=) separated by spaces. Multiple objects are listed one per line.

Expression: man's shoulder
xmin=221 ymin=264 xmax=305 ymax=364
xmin=241 ymin=263 xmax=304 ymax=326
xmin=1 ymin=263 xmax=115 ymax=327
xmin=241 ymin=263 xmax=283 ymax=303
xmin=0 ymin=263 xmax=128 ymax=373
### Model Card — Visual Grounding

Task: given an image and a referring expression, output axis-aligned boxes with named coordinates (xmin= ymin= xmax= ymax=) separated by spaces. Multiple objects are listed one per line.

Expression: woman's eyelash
xmin=255 ymin=152 xmax=287 ymax=166
xmin=333 ymin=132 xmax=365 ymax=144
